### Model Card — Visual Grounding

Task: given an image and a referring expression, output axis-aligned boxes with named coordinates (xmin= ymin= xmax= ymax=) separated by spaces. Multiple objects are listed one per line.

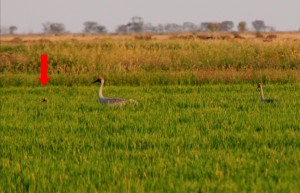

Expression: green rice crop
xmin=1 ymin=84 xmax=300 ymax=192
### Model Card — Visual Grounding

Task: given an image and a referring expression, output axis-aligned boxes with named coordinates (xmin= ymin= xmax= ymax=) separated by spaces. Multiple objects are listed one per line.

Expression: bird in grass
xmin=257 ymin=83 xmax=277 ymax=103
xmin=41 ymin=98 xmax=48 ymax=103
xmin=92 ymin=77 xmax=138 ymax=106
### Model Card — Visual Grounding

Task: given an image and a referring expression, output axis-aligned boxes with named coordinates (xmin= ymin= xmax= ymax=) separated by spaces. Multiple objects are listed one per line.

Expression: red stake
xmin=39 ymin=54 xmax=50 ymax=86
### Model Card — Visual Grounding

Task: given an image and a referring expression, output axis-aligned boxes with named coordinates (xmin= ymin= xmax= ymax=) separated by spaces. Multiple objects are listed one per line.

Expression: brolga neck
xmin=259 ymin=86 xmax=265 ymax=101
xmin=98 ymin=81 xmax=104 ymax=98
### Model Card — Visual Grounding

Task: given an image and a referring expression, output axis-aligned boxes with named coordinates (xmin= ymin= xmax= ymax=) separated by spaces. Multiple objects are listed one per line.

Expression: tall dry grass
xmin=1 ymin=34 xmax=300 ymax=85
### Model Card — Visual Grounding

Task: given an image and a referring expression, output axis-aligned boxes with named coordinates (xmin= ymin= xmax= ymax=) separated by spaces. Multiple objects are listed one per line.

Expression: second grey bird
xmin=258 ymin=83 xmax=277 ymax=103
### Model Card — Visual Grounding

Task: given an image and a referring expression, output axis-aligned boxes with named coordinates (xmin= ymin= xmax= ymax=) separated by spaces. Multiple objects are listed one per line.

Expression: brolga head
xmin=257 ymin=83 xmax=263 ymax=89
xmin=92 ymin=77 xmax=104 ymax=84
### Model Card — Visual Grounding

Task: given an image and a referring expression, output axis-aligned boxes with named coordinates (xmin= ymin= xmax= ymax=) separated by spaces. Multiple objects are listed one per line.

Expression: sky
xmin=1 ymin=0 xmax=300 ymax=33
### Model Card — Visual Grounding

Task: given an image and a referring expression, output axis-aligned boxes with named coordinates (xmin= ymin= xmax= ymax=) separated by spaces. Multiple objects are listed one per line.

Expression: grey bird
xmin=41 ymin=98 xmax=48 ymax=103
xmin=92 ymin=77 xmax=138 ymax=106
xmin=257 ymin=83 xmax=277 ymax=103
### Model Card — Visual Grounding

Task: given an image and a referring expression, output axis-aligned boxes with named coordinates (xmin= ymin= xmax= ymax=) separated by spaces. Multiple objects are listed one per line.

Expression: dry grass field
xmin=1 ymin=31 xmax=300 ymax=42
xmin=1 ymin=32 xmax=300 ymax=86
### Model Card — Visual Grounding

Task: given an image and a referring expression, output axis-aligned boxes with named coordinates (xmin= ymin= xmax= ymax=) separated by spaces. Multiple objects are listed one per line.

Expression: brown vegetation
xmin=1 ymin=33 xmax=300 ymax=86
xmin=196 ymin=34 xmax=214 ymax=40
xmin=232 ymin=32 xmax=245 ymax=39
xmin=255 ymin=33 xmax=265 ymax=39
xmin=134 ymin=33 xmax=152 ymax=40
xmin=263 ymin=34 xmax=277 ymax=42
xmin=9 ymin=37 xmax=23 ymax=43
xmin=1 ymin=32 xmax=300 ymax=43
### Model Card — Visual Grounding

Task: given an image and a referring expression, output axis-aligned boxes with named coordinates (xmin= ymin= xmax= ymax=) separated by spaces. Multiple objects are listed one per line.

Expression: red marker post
xmin=39 ymin=54 xmax=50 ymax=86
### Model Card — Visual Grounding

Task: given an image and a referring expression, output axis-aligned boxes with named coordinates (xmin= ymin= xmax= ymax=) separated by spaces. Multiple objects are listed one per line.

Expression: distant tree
xmin=201 ymin=22 xmax=221 ymax=32
xmin=207 ymin=22 xmax=220 ymax=32
xmin=238 ymin=21 xmax=247 ymax=33
xmin=199 ymin=22 xmax=208 ymax=31
xmin=50 ymin=23 xmax=65 ymax=34
xmin=144 ymin=24 xmax=165 ymax=34
xmin=157 ymin=24 xmax=165 ymax=34
xmin=8 ymin=26 xmax=17 ymax=34
xmin=42 ymin=22 xmax=66 ymax=34
xmin=95 ymin=25 xmax=107 ymax=33
xmin=143 ymin=23 xmax=155 ymax=33
xmin=129 ymin=16 xmax=144 ymax=33
xmin=83 ymin=21 xmax=98 ymax=33
xmin=182 ymin=22 xmax=198 ymax=32
xmin=252 ymin=20 xmax=266 ymax=32
xmin=164 ymin=23 xmax=182 ymax=33
xmin=116 ymin=25 xmax=128 ymax=34
xmin=117 ymin=16 xmax=144 ymax=33
xmin=219 ymin=21 xmax=234 ymax=32
xmin=83 ymin=21 xmax=107 ymax=34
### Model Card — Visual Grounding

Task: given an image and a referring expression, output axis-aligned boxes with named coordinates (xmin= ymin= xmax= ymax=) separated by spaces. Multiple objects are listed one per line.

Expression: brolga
xmin=41 ymin=98 xmax=48 ymax=103
xmin=257 ymin=83 xmax=277 ymax=103
xmin=92 ymin=77 xmax=138 ymax=106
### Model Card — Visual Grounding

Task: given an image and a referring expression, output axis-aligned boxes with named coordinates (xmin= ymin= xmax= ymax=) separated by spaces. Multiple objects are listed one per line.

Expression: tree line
xmin=0 ymin=17 xmax=282 ymax=35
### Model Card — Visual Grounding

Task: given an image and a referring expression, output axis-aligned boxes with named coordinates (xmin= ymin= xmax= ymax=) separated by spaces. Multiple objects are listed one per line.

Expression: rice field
xmin=1 ymin=34 xmax=300 ymax=192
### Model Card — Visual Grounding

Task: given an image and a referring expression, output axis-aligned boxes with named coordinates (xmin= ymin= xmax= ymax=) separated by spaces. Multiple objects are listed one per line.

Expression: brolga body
xmin=92 ymin=77 xmax=137 ymax=106
xmin=257 ymin=83 xmax=277 ymax=103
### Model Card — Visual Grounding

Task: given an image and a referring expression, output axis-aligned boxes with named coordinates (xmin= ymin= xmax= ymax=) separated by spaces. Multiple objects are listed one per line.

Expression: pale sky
xmin=1 ymin=0 xmax=300 ymax=33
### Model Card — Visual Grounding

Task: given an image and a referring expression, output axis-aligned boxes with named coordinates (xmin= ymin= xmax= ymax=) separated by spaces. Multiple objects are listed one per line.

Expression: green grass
xmin=1 ymin=84 xmax=300 ymax=192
